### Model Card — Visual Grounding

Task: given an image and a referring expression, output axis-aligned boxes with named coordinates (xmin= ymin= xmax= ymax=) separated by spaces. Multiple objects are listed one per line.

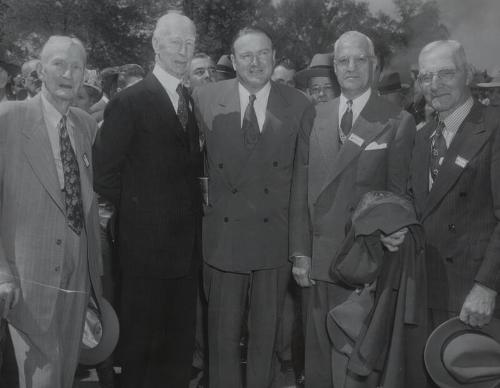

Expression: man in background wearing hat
xmin=0 ymin=35 xmax=103 ymax=388
xmin=477 ymin=67 xmax=500 ymax=107
xmin=409 ymin=39 xmax=500 ymax=385
xmin=214 ymin=54 xmax=236 ymax=81
xmin=21 ymin=59 xmax=41 ymax=99
xmin=378 ymin=71 xmax=410 ymax=109
xmin=290 ymin=31 xmax=416 ymax=387
xmin=295 ymin=53 xmax=339 ymax=105
xmin=93 ymin=12 xmax=202 ymax=388
xmin=185 ymin=52 xmax=216 ymax=91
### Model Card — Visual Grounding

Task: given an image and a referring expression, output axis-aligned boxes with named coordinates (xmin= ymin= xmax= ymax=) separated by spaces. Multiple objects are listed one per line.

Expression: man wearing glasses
xmin=408 ymin=40 xmax=500 ymax=384
xmin=295 ymin=53 xmax=339 ymax=105
xmin=290 ymin=30 xmax=416 ymax=387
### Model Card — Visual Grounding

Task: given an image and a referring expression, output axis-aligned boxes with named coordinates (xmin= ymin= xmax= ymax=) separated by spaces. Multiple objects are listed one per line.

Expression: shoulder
xmin=363 ymin=93 xmax=406 ymax=122
xmin=272 ymin=82 xmax=311 ymax=109
xmin=193 ymin=79 xmax=232 ymax=103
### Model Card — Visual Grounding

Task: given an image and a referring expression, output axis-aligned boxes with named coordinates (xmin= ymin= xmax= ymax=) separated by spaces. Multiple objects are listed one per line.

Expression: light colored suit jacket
xmin=290 ymin=92 xmax=416 ymax=282
xmin=409 ymin=102 xmax=500 ymax=313
xmin=0 ymin=95 xmax=102 ymax=334
xmin=193 ymin=79 xmax=314 ymax=272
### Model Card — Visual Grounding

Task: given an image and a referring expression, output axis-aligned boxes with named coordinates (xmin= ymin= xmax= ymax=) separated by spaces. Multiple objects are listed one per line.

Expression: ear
xmin=272 ymin=49 xmax=276 ymax=67
xmin=152 ymin=36 xmax=160 ymax=55
xmin=464 ymin=63 xmax=474 ymax=86
xmin=230 ymin=54 xmax=236 ymax=71
xmin=36 ymin=61 xmax=45 ymax=82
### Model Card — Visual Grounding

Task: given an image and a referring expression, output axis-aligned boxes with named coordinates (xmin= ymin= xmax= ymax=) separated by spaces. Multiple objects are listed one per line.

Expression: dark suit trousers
xmin=118 ymin=273 xmax=198 ymax=388
xmin=204 ymin=262 xmax=290 ymax=388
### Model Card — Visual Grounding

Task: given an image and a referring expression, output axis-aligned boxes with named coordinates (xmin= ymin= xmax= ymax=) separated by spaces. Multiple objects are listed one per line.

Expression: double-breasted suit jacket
xmin=290 ymin=92 xmax=416 ymax=282
xmin=194 ymin=79 xmax=314 ymax=272
xmin=0 ymin=95 xmax=102 ymax=335
xmin=409 ymin=102 xmax=500 ymax=313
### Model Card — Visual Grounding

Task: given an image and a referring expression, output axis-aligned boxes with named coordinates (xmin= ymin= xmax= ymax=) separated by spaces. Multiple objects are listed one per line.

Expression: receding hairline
xmin=418 ymin=40 xmax=468 ymax=70
xmin=153 ymin=13 xmax=196 ymax=40
xmin=333 ymin=31 xmax=375 ymax=58
xmin=231 ymin=27 xmax=273 ymax=54
xmin=40 ymin=36 xmax=87 ymax=64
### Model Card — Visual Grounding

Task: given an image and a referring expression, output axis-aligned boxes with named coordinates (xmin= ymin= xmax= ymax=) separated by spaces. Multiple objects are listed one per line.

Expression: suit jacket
xmin=93 ymin=73 xmax=202 ymax=278
xmin=290 ymin=92 xmax=416 ymax=282
xmin=0 ymin=95 xmax=102 ymax=334
xmin=409 ymin=101 xmax=500 ymax=313
xmin=193 ymin=79 xmax=314 ymax=272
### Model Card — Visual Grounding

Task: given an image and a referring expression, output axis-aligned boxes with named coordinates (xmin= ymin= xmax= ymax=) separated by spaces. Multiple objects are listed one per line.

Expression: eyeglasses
xmin=334 ymin=55 xmax=373 ymax=68
xmin=309 ymin=85 xmax=334 ymax=95
xmin=192 ymin=66 xmax=216 ymax=77
xmin=417 ymin=69 xmax=459 ymax=85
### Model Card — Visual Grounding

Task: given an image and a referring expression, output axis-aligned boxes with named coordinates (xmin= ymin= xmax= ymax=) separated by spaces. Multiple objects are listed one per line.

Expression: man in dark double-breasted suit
xmin=409 ymin=40 xmax=500 ymax=386
xmin=93 ymin=13 xmax=202 ymax=388
xmin=290 ymin=31 xmax=416 ymax=388
xmin=193 ymin=27 xmax=314 ymax=388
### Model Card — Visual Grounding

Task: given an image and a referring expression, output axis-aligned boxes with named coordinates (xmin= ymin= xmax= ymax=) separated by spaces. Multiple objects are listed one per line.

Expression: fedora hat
xmin=477 ymin=67 xmax=500 ymax=88
xmin=79 ymin=297 xmax=120 ymax=365
xmin=378 ymin=72 xmax=410 ymax=95
xmin=295 ymin=53 xmax=334 ymax=89
xmin=215 ymin=54 xmax=235 ymax=75
xmin=424 ymin=317 xmax=500 ymax=388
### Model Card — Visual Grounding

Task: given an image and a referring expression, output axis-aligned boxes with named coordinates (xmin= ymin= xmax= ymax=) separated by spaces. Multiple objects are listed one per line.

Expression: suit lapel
xmin=319 ymin=93 xmax=392 ymax=195
xmin=22 ymin=96 xmax=64 ymax=213
xmin=411 ymin=122 xmax=433 ymax=213
xmin=421 ymin=103 xmax=489 ymax=220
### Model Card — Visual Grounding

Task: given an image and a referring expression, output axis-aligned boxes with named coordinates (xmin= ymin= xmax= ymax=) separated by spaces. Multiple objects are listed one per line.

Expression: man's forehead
xmin=44 ymin=42 xmax=85 ymax=62
xmin=234 ymin=33 xmax=272 ymax=50
xmin=419 ymin=47 xmax=460 ymax=70
xmin=336 ymin=38 xmax=370 ymax=56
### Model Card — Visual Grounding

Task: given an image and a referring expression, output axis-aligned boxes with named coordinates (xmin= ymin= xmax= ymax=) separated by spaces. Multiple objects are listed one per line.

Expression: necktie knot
xmin=249 ymin=94 xmax=256 ymax=104
xmin=346 ymin=99 xmax=353 ymax=111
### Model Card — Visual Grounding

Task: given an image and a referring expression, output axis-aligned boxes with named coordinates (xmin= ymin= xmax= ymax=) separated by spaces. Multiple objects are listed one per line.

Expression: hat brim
xmin=295 ymin=67 xmax=334 ymax=88
xmin=477 ymin=82 xmax=500 ymax=88
xmin=424 ymin=317 xmax=500 ymax=388
xmin=79 ymin=297 xmax=120 ymax=365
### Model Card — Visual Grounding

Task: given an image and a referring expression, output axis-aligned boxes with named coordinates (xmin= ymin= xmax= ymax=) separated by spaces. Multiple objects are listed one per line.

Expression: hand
xmin=0 ymin=281 xmax=20 ymax=319
xmin=460 ymin=283 xmax=497 ymax=327
xmin=380 ymin=227 xmax=408 ymax=252
xmin=292 ymin=256 xmax=315 ymax=288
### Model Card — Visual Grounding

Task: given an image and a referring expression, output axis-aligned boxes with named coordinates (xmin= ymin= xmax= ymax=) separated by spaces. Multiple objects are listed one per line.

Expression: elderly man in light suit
xmin=0 ymin=36 xmax=102 ymax=388
xmin=290 ymin=31 xmax=416 ymax=388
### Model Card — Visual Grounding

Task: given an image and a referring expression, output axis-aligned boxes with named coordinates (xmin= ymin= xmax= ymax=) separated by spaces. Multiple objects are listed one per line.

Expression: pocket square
xmin=365 ymin=142 xmax=388 ymax=150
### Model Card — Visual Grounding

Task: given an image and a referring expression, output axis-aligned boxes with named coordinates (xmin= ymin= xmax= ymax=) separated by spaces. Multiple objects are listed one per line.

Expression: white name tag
xmin=455 ymin=156 xmax=468 ymax=168
xmin=365 ymin=141 xmax=388 ymax=150
xmin=348 ymin=133 xmax=364 ymax=147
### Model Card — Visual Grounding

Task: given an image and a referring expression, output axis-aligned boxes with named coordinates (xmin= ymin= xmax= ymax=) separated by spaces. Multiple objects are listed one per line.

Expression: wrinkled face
xmin=232 ymin=32 xmax=275 ymax=93
xmin=153 ymin=18 xmax=196 ymax=79
xmin=187 ymin=57 xmax=215 ymax=88
xmin=418 ymin=46 xmax=471 ymax=118
xmin=271 ymin=65 xmax=296 ymax=88
xmin=38 ymin=42 xmax=85 ymax=104
xmin=487 ymin=87 xmax=500 ymax=107
xmin=307 ymin=76 xmax=336 ymax=104
xmin=334 ymin=37 xmax=376 ymax=98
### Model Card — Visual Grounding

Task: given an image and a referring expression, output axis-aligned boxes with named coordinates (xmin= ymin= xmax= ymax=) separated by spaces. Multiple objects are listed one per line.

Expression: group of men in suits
xmin=0 ymin=9 xmax=499 ymax=388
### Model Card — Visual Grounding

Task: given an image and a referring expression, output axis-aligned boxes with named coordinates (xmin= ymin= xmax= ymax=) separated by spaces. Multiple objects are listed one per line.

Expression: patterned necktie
xmin=176 ymin=83 xmax=188 ymax=130
xmin=242 ymin=94 xmax=260 ymax=149
xmin=339 ymin=99 xmax=353 ymax=144
xmin=430 ymin=119 xmax=447 ymax=185
xmin=59 ymin=116 xmax=84 ymax=235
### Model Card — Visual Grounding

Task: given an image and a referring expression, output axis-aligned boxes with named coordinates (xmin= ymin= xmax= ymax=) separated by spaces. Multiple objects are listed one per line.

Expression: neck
xmin=42 ymin=88 xmax=70 ymax=115
xmin=240 ymin=80 xmax=268 ymax=95
xmin=156 ymin=61 xmax=182 ymax=81
xmin=342 ymin=87 xmax=369 ymax=101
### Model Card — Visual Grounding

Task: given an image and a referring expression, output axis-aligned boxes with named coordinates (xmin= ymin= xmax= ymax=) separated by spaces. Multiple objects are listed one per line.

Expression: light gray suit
xmin=0 ymin=95 xmax=102 ymax=388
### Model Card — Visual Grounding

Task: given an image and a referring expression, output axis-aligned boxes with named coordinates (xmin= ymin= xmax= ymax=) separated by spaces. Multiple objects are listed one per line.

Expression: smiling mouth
xmin=60 ymin=84 xmax=73 ymax=89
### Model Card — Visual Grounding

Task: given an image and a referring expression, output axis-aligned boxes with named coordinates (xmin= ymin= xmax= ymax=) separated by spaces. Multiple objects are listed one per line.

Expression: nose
xmin=250 ymin=54 xmax=260 ymax=66
xmin=346 ymin=57 xmax=357 ymax=71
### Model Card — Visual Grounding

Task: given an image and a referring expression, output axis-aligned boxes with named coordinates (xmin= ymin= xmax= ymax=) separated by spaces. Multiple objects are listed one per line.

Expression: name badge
xmin=348 ymin=133 xmax=364 ymax=147
xmin=83 ymin=153 xmax=90 ymax=168
xmin=454 ymin=156 xmax=468 ymax=168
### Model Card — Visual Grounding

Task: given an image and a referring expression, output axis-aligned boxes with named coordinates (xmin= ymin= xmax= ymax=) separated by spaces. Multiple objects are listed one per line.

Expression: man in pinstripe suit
xmin=0 ymin=36 xmax=102 ymax=388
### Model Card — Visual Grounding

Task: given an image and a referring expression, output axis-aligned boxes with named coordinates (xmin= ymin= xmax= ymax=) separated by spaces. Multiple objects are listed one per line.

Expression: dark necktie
xmin=176 ymin=83 xmax=188 ymax=130
xmin=242 ymin=94 xmax=260 ymax=149
xmin=430 ymin=119 xmax=447 ymax=185
xmin=339 ymin=99 xmax=353 ymax=144
xmin=59 ymin=116 xmax=84 ymax=235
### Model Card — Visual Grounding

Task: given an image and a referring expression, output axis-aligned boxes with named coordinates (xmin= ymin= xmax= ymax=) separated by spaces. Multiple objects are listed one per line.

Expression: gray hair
xmin=333 ymin=31 xmax=375 ymax=58
xmin=153 ymin=12 xmax=196 ymax=41
xmin=419 ymin=40 xmax=468 ymax=70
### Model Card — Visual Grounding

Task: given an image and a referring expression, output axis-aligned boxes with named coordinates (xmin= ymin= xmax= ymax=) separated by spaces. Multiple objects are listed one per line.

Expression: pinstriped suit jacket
xmin=0 ymin=95 xmax=102 ymax=334
xmin=409 ymin=102 xmax=500 ymax=312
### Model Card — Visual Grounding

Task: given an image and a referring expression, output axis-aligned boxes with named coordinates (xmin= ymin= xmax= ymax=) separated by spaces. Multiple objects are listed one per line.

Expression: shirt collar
xmin=40 ymin=90 xmax=65 ymax=131
xmin=152 ymin=63 xmax=182 ymax=94
xmin=429 ymin=96 xmax=474 ymax=139
xmin=340 ymin=88 xmax=371 ymax=111
xmin=238 ymin=81 xmax=272 ymax=105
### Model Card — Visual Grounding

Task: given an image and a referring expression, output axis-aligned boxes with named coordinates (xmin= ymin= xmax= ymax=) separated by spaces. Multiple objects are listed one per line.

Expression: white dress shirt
xmin=152 ymin=64 xmax=183 ymax=112
xmin=238 ymin=82 xmax=271 ymax=132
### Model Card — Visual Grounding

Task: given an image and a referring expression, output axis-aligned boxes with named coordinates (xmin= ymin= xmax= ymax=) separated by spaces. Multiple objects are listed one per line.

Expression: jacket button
xmin=264 ymin=188 xmax=269 ymax=194
xmin=56 ymin=239 xmax=62 ymax=246
xmin=231 ymin=188 xmax=238 ymax=194
xmin=448 ymin=224 xmax=456 ymax=232
xmin=54 ymin=266 xmax=60 ymax=272
xmin=263 ymin=218 xmax=269 ymax=223
xmin=223 ymin=217 xmax=229 ymax=222
xmin=445 ymin=257 xmax=454 ymax=263
xmin=218 ymin=163 xmax=224 ymax=169
xmin=459 ymin=192 xmax=467 ymax=197
xmin=273 ymin=161 xmax=278 ymax=167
